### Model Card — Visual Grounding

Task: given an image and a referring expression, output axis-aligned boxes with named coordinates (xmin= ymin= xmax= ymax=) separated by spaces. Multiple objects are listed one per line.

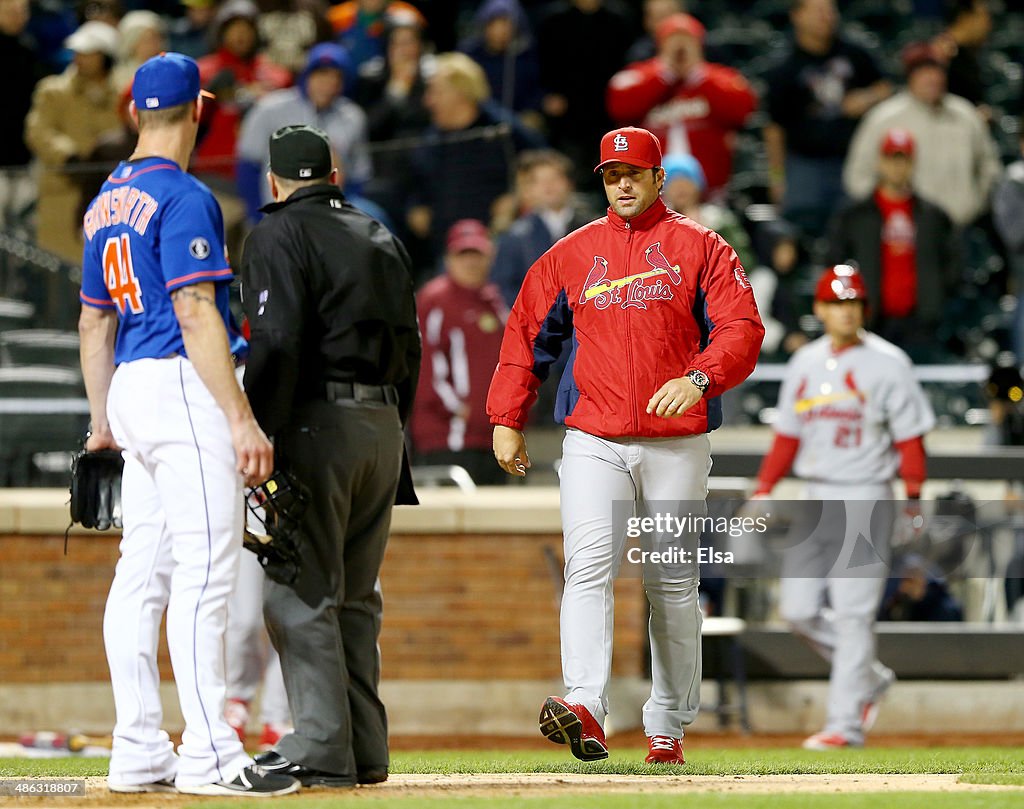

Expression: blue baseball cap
xmin=300 ymin=43 xmax=352 ymax=88
xmin=662 ymin=153 xmax=707 ymax=193
xmin=132 ymin=52 xmax=213 ymax=111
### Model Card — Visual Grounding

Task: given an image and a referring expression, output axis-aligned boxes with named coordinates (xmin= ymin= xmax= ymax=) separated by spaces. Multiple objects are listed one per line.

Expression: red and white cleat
xmin=802 ymin=731 xmax=861 ymax=750
xmin=645 ymin=735 xmax=685 ymax=764
xmin=258 ymin=722 xmax=291 ymax=751
xmin=861 ymin=665 xmax=896 ymax=733
xmin=224 ymin=698 xmax=250 ymax=746
xmin=538 ymin=696 xmax=608 ymax=761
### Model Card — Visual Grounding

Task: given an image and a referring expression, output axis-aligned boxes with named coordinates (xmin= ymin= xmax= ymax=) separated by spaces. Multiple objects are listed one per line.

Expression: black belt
xmin=325 ymin=381 xmax=399 ymax=406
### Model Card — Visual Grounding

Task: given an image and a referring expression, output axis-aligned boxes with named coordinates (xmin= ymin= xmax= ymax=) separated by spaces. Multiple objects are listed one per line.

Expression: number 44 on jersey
xmin=103 ymin=234 xmax=144 ymax=314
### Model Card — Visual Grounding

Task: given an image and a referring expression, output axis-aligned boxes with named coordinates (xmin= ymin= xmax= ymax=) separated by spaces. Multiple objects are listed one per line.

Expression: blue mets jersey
xmin=80 ymin=157 xmax=247 ymax=364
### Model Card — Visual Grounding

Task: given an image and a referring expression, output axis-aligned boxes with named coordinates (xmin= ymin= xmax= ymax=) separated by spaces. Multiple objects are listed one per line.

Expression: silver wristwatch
xmin=685 ymin=369 xmax=710 ymax=394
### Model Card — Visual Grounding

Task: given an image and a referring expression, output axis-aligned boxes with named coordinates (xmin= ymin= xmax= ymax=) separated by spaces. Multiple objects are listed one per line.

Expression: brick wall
xmin=0 ymin=533 xmax=646 ymax=684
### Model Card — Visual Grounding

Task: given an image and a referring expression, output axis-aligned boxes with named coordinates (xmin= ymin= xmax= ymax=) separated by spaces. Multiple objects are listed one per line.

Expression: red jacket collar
xmin=606 ymin=196 xmax=668 ymax=232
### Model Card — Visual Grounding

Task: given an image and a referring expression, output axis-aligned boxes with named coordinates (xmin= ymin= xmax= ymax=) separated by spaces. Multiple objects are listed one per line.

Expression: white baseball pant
xmin=558 ymin=428 xmax=711 ymax=738
xmin=104 ymin=357 xmax=250 ymax=789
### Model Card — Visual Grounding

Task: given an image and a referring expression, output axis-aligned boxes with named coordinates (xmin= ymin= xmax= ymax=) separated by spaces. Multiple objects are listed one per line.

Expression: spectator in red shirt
xmin=195 ymin=0 xmax=291 ymax=180
xmin=606 ymin=13 xmax=756 ymax=198
xmin=195 ymin=0 xmax=291 ymax=261
xmin=411 ymin=220 xmax=509 ymax=485
xmin=827 ymin=128 xmax=960 ymax=360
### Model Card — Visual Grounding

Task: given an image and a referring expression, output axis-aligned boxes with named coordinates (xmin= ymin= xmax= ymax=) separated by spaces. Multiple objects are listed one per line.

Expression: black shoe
xmin=357 ymin=767 xmax=388 ymax=785
xmin=175 ymin=765 xmax=300 ymax=797
xmin=253 ymin=750 xmax=355 ymax=788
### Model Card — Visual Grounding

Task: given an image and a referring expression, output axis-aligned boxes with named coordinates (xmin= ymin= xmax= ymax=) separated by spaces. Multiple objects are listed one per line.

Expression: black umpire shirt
xmin=240 ymin=184 xmax=421 ymax=438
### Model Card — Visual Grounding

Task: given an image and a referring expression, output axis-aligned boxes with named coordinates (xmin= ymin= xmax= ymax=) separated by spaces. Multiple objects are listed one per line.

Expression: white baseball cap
xmin=65 ymin=21 xmax=120 ymax=57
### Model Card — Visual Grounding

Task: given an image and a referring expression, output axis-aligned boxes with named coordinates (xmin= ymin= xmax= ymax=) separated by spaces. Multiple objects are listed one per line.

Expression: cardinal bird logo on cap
xmin=613 ymin=133 xmax=629 ymax=151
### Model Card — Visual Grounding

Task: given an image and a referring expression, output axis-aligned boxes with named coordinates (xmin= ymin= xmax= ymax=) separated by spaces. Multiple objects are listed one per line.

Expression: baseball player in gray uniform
xmin=488 ymin=127 xmax=764 ymax=764
xmin=753 ymin=264 xmax=934 ymax=749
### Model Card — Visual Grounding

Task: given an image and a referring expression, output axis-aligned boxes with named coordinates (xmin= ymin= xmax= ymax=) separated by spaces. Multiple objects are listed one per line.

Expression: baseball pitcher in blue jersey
xmin=77 ymin=52 xmax=298 ymax=798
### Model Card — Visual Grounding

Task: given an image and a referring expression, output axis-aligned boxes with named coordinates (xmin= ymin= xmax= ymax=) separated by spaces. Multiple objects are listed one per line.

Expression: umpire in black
xmin=241 ymin=124 xmax=421 ymax=787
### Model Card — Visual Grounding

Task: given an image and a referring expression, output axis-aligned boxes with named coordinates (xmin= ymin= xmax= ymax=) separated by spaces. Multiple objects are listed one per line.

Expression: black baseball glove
xmin=243 ymin=469 xmax=310 ymax=585
xmin=69 ymin=449 xmax=124 ymax=531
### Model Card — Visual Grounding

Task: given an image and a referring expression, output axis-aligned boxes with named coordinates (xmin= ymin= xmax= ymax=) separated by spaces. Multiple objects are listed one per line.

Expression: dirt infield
xmin=0 ymin=773 xmax=1018 ymax=806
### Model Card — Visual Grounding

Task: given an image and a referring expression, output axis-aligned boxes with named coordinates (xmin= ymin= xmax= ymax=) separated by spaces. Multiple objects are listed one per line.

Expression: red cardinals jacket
xmin=606 ymin=61 xmax=756 ymax=192
xmin=486 ymin=197 xmax=763 ymax=437
xmin=412 ymin=276 xmax=507 ymax=454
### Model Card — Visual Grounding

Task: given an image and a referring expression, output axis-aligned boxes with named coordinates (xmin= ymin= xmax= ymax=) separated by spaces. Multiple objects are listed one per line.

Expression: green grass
xmin=0 ymin=757 xmax=105 ymax=777
xmin=959 ymin=774 xmax=1024 ymax=786
xmin=3 ymin=747 xmax=1024 ymax=778
xmin=388 ymin=747 xmax=1024 ymax=776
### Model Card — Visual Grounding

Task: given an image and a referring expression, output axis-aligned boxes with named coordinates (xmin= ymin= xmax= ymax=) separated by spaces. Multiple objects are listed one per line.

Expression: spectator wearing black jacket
xmin=1 ymin=0 xmax=43 ymax=234
xmin=459 ymin=0 xmax=543 ymax=128
xmin=827 ymin=128 xmax=960 ymax=361
xmin=933 ymin=0 xmax=992 ymax=117
xmin=748 ymin=219 xmax=814 ymax=359
xmin=537 ymin=0 xmax=636 ymax=187
xmin=241 ymin=125 xmax=421 ymax=788
xmin=355 ymin=18 xmax=431 ymax=226
xmin=764 ymin=0 xmax=891 ymax=238
xmin=406 ymin=52 xmax=544 ymax=277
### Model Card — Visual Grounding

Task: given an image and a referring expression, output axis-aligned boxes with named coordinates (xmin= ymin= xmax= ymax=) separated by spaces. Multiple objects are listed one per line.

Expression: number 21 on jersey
xmin=834 ymin=424 xmax=862 ymax=448
xmin=103 ymin=234 xmax=144 ymax=314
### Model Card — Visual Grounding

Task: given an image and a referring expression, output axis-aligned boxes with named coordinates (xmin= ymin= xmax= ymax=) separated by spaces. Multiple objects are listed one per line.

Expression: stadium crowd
xmin=2 ymin=0 xmax=1024 ymax=471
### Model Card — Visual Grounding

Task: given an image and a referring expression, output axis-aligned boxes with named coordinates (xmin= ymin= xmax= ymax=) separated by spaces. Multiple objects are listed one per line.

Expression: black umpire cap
xmin=269 ymin=124 xmax=332 ymax=180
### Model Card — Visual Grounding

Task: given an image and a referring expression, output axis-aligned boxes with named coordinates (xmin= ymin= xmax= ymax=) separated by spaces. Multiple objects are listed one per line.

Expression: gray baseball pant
xmin=558 ymin=428 xmax=711 ymax=738
xmin=779 ymin=482 xmax=894 ymax=742
xmin=264 ymin=398 xmax=402 ymax=777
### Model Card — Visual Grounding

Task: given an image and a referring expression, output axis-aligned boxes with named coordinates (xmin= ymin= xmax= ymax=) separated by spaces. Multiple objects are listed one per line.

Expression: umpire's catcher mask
xmin=243 ymin=469 xmax=310 ymax=584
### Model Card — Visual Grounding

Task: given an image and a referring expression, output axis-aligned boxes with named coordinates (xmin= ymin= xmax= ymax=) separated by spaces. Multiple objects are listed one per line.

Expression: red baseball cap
xmin=880 ymin=128 xmax=915 ymax=157
xmin=594 ymin=127 xmax=663 ymax=173
xmin=655 ymin=13 xmax=706 ymax=46
xmin=901 ymin=41 xmax=944 ymax=76
xmin=815 ymin=264 xmax=868 ymax=303
xmin=446 ymin=219 xmax=492 ymax=254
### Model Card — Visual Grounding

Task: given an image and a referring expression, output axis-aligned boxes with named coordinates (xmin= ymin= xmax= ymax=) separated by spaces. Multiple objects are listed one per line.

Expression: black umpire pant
xmin=264 ymin=396 xmax=403 ymax=778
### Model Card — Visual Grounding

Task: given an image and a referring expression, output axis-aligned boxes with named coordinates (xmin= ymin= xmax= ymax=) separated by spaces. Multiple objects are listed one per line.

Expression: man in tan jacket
xmin=25 ymin=21 xmax=123 ymax=264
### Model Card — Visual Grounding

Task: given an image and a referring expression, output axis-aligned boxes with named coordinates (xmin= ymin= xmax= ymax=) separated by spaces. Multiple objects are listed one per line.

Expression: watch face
xmin=690 ymin=370 xmax=709 ymax=389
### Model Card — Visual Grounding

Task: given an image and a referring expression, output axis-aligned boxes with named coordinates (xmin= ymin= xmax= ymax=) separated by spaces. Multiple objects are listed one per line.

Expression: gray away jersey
xmin=773 ymin=332 xmax=935 ymax=484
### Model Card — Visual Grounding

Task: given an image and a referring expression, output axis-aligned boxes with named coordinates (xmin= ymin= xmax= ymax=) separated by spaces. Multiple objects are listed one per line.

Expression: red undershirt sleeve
xmin=893 ymin=435 xmax=927 ymax=498
xmin=754 ymin=433 xmax=800 ymax=496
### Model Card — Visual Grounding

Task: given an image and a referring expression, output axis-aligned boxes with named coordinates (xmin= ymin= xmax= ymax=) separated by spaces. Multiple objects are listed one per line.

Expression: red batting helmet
xmin=815 ymin=264 xmax=868 ymax=303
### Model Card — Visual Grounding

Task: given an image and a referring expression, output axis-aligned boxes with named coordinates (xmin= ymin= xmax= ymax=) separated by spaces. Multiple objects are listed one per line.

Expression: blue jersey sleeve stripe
xmin=164 ymin=267 xmax=233 ymax=289
xmin=80 ymin=291 xmax=116 ymax=309
xmin=107 ymin=163 xmax=179 ymax=183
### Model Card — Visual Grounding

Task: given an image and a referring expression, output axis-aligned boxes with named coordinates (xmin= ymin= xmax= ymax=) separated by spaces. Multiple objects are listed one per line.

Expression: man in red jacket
xmin=487 ymin=126 xmax=763 ymax=764
xmin=606 ymin=13 xmax=756 ymax=198
xmin=412 ymin=219 xmax=508 ymax=485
